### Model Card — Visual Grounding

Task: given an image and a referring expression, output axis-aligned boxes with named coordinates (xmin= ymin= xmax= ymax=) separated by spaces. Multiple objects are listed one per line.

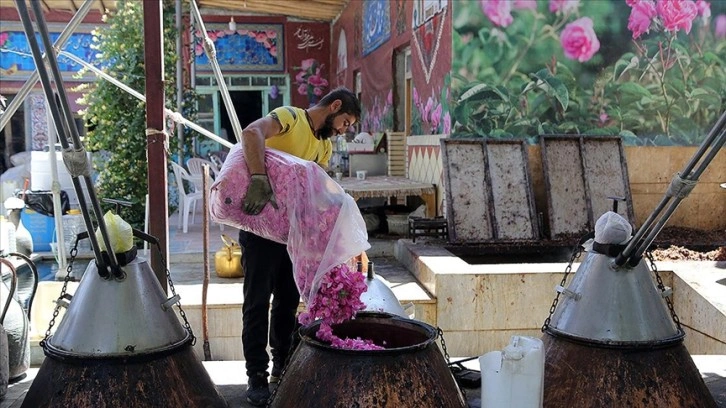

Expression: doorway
xmin=220 ymin=91 xmax=262 ymax=144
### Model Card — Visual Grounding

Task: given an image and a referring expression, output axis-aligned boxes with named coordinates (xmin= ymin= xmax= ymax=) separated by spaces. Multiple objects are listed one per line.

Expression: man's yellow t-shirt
xmin=265 ymin=106 xmax=332 ymax=167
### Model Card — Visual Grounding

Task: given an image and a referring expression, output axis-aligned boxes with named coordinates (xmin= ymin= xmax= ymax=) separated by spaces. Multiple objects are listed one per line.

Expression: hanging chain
xmin=154 ymin=240 xmax=196 ymax=345
xmin=266 ymin=365 xmax=283 ymax=408
xmin=40 ymin=237 xmax=79 ymax=348
xmin=438 ymin=327 xmax=467 ymax=399
xmin=437 ymin=327 xmax=451 ymax=365
xmin=542 ymin=244 xmax=583 ymax=332
xmin=646 ymin=251 xmax=682 ymax=330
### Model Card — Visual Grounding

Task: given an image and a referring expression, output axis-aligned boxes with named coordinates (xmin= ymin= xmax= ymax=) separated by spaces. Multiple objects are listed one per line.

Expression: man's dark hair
xmin=318 ymin=87 xmax=361 ymax=121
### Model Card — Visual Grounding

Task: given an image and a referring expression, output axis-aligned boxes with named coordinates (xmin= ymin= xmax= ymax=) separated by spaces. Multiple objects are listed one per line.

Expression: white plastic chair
xmin=171 ymin=162 xmax=203 ymax=233
xmin=187 ymin=157 xmax=219 ymax=181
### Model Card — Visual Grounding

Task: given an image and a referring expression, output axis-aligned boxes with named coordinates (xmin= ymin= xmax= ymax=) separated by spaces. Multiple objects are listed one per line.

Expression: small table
xmin=337 ymin=176 xmax=437 ymax=218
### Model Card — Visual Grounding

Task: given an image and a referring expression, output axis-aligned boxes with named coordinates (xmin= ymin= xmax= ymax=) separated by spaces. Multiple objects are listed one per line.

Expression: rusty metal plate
xmin=441 ymin=139 xmax=493 ymax=242
xmin=441 ymin=138 xmax=538 ymax=243
xmin=582 ymin=138 xmax=634 ymax=223
xmin=541 ymin=136 xmax=634 ymax=239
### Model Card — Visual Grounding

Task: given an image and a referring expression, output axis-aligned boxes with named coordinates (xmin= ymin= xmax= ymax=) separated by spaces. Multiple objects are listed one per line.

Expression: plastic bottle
xmin=6 ymin=209 xmax=31 ymax=256
xmin=0 ymin=216 xmax=17 ymax=254
xmin=480 ymin=336 xmax=544 ymax=408
xmin=63 ymin=209 xmax=90 ymax=255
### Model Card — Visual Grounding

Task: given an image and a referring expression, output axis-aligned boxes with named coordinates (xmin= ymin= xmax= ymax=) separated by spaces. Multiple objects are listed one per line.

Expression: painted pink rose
xmin=443 ymin=112 xmax=452 ymax=135
xmin=656 ymin=0 xmax=698 ymax=33
xmin=695 ymin=0 xmax=710 ymax=16
xmin=695 ymin=0 xmax=711 ymax=19
xmin=480 ymin=0 xmax=513 ymax=28
xmin=549 ymin=0 xmax=579 ymax=14
xmin=431 ymin=104 xmax=443 ymax=131
xmin=423 ymin=97 xmax=434 ymax=123
xmin=599 ymin=112 xmax=609 ymax=125
xmin=716 ymin=14 xmax=726 ymax=38
xmin=0 ymin=32 xmax=8 ymax=47
xmin=269 ymin=46 xmax=277 ymax=57
xmin=308 ymin=74 xmax=328 ymax=88
xmin=313 ymin=87 xmax=324 ymax=97
xmin=300 ymin=58 xmax=316 ymax=71
xmin=237 ymin=29 xmax=249 ymax=36
xmin=297 ymin=83 xmax=308 ymax=96
xmin=295 ymin=71 xmax=307 ymax=84
xmin=266 ymin=30 xmax=277 ymax=39
xmin=560 ymin=17 xmax=600 ymax=62
xmin=626 ymin=0 xmax=639 ymax=6
xmin=514 ymin=0 xmax=538 ymax=10
xmin=628 ymin=0 xmax=657 ymax=39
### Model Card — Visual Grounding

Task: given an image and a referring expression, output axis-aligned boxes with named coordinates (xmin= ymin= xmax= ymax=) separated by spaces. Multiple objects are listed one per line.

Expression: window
xmin=194 ymin=75 xmax=289 ymax=152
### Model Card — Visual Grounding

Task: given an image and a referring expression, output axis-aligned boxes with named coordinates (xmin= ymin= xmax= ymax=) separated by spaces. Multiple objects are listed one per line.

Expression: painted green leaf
xmin=530 ymin=69 xmax=569 ymax=110
xmin=688 ymin=88 xmax=722 ymax=107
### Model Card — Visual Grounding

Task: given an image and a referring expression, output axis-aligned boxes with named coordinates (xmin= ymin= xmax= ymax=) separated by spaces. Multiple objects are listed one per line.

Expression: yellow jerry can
xmin=215 ymin=234 xmax=244 ymax=278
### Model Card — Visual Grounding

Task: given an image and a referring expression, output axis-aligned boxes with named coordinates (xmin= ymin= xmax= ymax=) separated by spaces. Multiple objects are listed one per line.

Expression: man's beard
xmin=315 ymin=113 xmax=338 ymax=140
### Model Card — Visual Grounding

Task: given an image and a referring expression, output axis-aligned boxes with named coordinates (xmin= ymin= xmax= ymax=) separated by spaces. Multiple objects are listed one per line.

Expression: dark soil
xmin=379 ymin=225 xmax=725 ymax=262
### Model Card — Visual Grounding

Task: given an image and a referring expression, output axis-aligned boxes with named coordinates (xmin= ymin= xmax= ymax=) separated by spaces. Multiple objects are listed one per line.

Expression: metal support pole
xmin=189 ymin=0 xmax=242 ymax=142
xmin=56 ymin=50 xmax=232 ymax=148
xmin=15 ymin=0 xmax=121 ymax=278
xmin=143 ymin=0 xmax=170 ymax=290
xmin=176 ymin=0 xmax=184 ymax=163
xmin=615 ymin=111 xmax=726 ymax=266
xmin=0 ymin=0 xmax=94 ymax=131
xmin=29 ymin=0 xmax=122 ymax=277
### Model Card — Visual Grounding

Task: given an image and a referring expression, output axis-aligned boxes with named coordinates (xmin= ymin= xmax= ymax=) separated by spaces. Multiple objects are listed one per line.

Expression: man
xmin=238 ymin=87 xmax=361 ymax=406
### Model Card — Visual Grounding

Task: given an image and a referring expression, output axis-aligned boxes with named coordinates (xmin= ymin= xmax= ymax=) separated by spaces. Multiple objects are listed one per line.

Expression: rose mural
xmin=293 ymin=58 xmax=329 ymax=106
xmin=191 ymin=25 xmax=281 ymax=70
xmin=359 ymin=86 xmax=452 ymax=136
xmin=452 ymin=0 xmax=725 ymax=145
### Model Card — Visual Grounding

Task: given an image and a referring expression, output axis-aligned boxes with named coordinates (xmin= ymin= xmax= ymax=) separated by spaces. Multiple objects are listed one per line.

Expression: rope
xmin=56 ymin=50 xmax=233 ymax=149
xmin=62 ymin=147 xmax=91 ymax=178
xmin=145 ymin=128 xmax=166 ymax=136
xmin=203 ymin=37 xmax=216 ymax=59
xmin=666 ymin=173 xmax=697 ymax=198
xmin=146 ymin=128 xmax=170 ymax=152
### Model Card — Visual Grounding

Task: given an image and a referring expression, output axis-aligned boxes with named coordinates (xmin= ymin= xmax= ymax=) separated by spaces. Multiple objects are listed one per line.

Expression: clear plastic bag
xmin=209 ymin=145 xmax=370 ymax=305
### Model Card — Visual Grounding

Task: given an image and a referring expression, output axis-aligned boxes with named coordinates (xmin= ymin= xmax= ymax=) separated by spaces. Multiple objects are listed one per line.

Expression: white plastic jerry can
xmin=480 ymin=335 xmax=545 ymax=408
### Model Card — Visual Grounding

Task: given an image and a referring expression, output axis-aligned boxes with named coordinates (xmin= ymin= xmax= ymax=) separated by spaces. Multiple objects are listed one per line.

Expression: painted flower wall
xmin=331 ymin=0 xmax=452 ymax=135
xmin=452 ymin=0 xmax=726 ymax=145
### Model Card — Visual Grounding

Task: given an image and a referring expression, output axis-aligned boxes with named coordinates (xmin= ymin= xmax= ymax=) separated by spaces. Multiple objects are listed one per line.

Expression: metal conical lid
xmin=547 ymin=251 xmax=681 ymax=346
xmin=48 ymin=257 xmax=189 ymax=357
xmin=361 ymin=275 xmax=407 ymax=318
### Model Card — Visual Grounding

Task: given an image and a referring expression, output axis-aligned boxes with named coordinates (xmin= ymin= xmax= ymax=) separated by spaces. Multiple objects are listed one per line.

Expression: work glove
xmin=243 ymin=174 xmax=279 ymax=215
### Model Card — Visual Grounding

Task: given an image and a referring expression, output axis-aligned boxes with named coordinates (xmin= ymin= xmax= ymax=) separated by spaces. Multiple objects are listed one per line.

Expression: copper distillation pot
xmin=14 ymin=1 xmax=226 ymax=406
xmin=540 ymin=111 xmax=725 ymax=407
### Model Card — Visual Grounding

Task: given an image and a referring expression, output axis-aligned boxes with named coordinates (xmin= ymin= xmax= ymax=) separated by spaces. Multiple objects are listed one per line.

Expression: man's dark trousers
xmin=239 ymin=231 xmax=299 ymax=377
